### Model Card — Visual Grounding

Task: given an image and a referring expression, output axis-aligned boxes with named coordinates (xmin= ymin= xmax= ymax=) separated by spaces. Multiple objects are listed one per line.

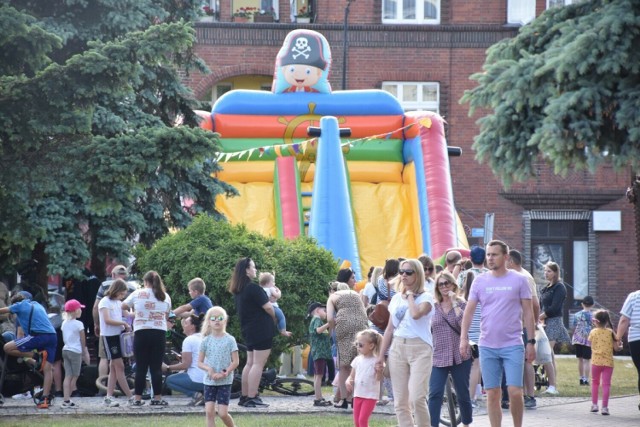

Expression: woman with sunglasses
xmin=427 ymin=271 xmax=473 ymax=427
xmin=163 ymin=313 xmax=206 ymax=406
xmin=327 ymin=269 xmax=369 ymax=409
xmin=377 ymin=258 xmax=434 ymax=427
xmin=228 ymin=257 xmax=277 ymax=408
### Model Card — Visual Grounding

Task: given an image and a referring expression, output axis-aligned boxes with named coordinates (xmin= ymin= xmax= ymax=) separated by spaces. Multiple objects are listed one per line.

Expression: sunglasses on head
xmin=437 ymin=280 xmax=451 ymax=287
xmin=210 ymin=315 xmax=225 ymax=321
xmin=399 ymin=269 xmax=415 ymax=276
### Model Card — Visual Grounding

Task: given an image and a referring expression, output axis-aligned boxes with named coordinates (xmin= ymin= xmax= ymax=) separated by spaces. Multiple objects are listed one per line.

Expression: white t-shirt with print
xmin=124 ymin=288 xmax=172 ymax=332
xmin=389 ymin=292 xmax=434 ymax=346
xmin=98 ymin=297 xmax=125 ymax=337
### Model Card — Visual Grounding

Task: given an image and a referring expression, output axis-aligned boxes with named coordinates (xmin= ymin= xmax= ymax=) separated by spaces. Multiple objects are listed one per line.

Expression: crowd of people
xmin=0 ymin=244 xmax=639 ymax=427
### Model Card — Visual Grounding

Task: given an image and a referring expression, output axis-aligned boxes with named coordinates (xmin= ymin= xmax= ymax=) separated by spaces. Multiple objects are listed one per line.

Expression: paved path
xmin=1 ymin=392 xmax=638 ymax=426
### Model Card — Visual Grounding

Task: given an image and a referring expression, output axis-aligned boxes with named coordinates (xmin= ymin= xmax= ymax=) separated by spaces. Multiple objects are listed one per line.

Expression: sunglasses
xmin=399 ymin=269 xmax=415 ymax=276
xmin=210 ymin=315 xmax=225 ymax=321
xmin=437 ymin=280 xmax=451 ymax=287
xmin=355 ymin=342 xmax=367 ymax=348
xmin=425 ymin=267 xmax=434 ymax=272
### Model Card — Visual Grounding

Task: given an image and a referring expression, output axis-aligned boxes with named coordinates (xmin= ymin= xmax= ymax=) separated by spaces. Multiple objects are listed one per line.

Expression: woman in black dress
xmin=228 ymin=257 xmax=276 ymax=408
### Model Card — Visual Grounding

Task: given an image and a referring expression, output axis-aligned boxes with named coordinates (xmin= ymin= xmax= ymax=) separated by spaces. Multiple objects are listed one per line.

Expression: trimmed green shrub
xmin=134 ymin=215 xmax=338 ymax=365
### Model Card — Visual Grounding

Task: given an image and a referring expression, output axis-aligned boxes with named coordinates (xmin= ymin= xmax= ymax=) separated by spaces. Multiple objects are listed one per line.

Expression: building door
xmin=531 ymin=220 xmax=589 ymax=327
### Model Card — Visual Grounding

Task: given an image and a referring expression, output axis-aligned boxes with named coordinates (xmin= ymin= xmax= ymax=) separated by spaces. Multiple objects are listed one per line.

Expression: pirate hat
xmin=281 ymin=34 xmax=327 ymax=70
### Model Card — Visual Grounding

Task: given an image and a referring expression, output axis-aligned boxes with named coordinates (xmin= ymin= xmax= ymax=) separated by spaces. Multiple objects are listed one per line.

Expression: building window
xmin=547 ymin=0 xmax=581 ymax=8
xmin=507 ymin=0 xmax=535 ymax=25
xmin=381 ymin=82 xmax=439 ymax=113
xmin=212 ymin=83 xmax=232 ymax=103
xmin=382 ymin=0 xmax=440 ymax=24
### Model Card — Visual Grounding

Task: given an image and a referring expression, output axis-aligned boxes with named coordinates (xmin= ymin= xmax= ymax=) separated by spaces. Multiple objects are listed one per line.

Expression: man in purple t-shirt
xmin=460 ymin=240 xmax=535 ymax=427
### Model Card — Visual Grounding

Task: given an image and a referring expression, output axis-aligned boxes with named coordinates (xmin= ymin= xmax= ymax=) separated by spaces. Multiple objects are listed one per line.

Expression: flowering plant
xmin=233 ymin=7 xmax=257 ymax=18
xmin=203 ymin=5 xmax=215 ymax=16
xmin=255 ymin=7 xmax=276 ymax=17
xmin=297 ymin=6 xmax=312 ymax=18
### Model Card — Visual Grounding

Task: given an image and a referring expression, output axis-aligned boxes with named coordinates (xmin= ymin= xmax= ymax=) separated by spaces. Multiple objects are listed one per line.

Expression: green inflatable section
xmin=217 ymin=138 xmax=404 ymax=162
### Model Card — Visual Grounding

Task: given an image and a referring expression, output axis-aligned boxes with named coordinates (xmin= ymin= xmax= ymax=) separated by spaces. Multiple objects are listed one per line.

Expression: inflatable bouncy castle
xmin=198 ymin=30 xmax=468 ymax=279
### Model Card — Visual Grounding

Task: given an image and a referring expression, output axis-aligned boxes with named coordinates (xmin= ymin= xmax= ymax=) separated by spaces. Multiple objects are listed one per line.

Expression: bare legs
xmin=337 ymin=364 xmax=352 ymax=401
xmin=543 ymin=340 xmax=557 ymax=388
xmin=242 ymin=349 xmax=270 ymax=398
xmin=107 ymin=358 xmax=132 ymax=398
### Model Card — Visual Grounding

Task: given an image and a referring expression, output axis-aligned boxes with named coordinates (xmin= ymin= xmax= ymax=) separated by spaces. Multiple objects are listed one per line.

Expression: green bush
xmin=134 ymin=215 xmax=338 ymax=366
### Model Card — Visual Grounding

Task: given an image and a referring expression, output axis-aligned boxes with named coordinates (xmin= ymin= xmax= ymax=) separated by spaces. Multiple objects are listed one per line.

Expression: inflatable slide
xmin=199 ymin=30 xmax=467 ymax=278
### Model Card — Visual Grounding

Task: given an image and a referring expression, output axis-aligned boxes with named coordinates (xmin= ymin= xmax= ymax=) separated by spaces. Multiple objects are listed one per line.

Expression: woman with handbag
xmin=98 ymin=279 xmax=135 ymax=407
xmin=376 ymin=259 xmax=434 ymax=427
xmin=427 ymin=271 xmax=473 ymax=427
xmin=326 ymin=269 xmax=369 ymax=409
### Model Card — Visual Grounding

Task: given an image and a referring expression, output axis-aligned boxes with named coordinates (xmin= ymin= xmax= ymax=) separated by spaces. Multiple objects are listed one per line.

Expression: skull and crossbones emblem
xmin=291 ymin=37 xmax=311 ymax=60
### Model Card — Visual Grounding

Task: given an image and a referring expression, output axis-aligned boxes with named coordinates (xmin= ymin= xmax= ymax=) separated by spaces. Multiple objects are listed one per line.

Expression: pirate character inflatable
xmin=273 ymin=30 xmax=332 ymax=94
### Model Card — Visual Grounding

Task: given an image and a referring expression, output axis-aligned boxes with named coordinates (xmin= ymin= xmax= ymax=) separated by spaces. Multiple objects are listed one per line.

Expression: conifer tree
xmin=0 ymin=1 xmax=235 ymax=289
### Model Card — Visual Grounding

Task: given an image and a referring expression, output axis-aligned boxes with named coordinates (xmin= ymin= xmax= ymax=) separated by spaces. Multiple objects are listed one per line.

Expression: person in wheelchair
xmin=0 ymin=291 xmax=57 ymax=408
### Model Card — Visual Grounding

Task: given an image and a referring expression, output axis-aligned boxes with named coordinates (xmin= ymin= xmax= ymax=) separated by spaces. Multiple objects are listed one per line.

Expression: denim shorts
xmin=479 ymin=345 xmax=525 ymax=389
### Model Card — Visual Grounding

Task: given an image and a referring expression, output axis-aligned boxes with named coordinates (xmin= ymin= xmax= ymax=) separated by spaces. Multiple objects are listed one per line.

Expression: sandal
xmin=150 ymin=399 xmax=169 ymax=407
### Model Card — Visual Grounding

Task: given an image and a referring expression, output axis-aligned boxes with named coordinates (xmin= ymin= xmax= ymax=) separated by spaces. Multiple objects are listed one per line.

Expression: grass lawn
xmin=551 ymin=356 xmax=637 ymax=397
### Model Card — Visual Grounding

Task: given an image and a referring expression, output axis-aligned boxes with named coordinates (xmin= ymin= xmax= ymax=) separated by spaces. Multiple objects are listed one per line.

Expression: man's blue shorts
xmin=15 ymin=333 xmax=57 ymax=363
xmin=479 ymin=345 xmax=525 ymax=389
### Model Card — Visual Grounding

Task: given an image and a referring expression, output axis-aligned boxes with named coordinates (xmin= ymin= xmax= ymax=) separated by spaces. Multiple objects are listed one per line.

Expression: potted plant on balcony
xmin=296 ymin=6 xmax=312 ymax=24
xmin=233 ymin=7 xmax=256 ymax=23
xmin=200 ymin=5 xmax=216 ymax=22
xmin=254 ymin=7 xmax=276 ymax=23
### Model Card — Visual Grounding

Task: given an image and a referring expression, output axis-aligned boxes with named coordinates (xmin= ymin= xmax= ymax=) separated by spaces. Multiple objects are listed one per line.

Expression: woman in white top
xmin=377 ymin=258 xmax=434 ymax=427
xmin=123 ymin=270 xmax=172 ymax=407
xmin=163 ymin=313 xmax=206 ymax=405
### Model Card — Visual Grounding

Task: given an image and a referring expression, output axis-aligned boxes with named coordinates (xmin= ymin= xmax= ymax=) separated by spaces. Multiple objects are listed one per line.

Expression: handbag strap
xmin=438 ymin=304 xmax=461 ymax=335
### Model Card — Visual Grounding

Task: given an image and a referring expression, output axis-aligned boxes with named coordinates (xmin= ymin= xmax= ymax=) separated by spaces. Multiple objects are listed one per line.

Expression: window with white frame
xmin=381 ymin=82 xmax=439 ymax=113
xmin=382 ymin=0 xmax=440 ymax=24
xmin=547 ymin=0 xmax=581 ymax=8
xmin=507 ymin=0 xmax=535 ymax=25
xmin=211 ymin=83 xmax=232 ymax=103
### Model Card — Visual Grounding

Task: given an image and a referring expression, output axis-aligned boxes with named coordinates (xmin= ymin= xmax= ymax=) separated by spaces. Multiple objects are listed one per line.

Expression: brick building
xmin=184 ymin=0 xmax=638 ymax=324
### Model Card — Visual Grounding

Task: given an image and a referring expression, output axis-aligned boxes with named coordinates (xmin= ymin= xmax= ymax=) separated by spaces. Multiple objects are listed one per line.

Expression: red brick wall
xmin=190 ymin=0 xmax=640 ymax=319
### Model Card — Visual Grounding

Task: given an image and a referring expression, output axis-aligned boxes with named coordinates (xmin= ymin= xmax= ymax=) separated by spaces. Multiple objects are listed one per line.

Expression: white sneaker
xmin=104 ymin=396 xmax=120 ymax=407
xmin=12 ymin=392 xmax=31 ymax=400
xmin=543 ymin=386 xmax=559 ymax=395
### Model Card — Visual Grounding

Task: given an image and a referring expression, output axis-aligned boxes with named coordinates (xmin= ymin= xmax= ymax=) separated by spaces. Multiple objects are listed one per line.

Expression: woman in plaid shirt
xmin=427 ymin=271 xmax=473 ymax=427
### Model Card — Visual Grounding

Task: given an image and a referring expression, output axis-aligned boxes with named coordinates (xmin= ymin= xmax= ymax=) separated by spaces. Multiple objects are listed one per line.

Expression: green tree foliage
xmin=0 ymin=1 xmax=235 ymax=287
xmin=135 ymin=215 xmax=338 ymax=364
xmin=461 ymin=0 xmax=640 ymax=186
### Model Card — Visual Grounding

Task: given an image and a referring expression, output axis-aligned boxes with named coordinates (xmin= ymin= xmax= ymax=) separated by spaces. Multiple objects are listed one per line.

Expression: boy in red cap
xmin=61 ymin=299 xmax=90 ymax=407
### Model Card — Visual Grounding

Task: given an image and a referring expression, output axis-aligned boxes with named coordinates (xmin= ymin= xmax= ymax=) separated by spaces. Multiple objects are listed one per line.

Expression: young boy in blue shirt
xmin=174 ymin=278 xmax=213 ymax=317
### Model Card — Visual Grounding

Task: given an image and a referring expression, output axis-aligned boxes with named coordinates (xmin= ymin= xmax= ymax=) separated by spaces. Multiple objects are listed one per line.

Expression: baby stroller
xmin=0 ymin=335 xmax=45 ymax=405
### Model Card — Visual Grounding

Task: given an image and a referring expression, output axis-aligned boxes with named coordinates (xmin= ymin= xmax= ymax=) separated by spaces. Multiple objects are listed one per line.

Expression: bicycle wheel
xmin=439 ymin=375 xmax=461 ymax=427
xmin=269 ymin=377 xmax=315 ymax=396
xmin=95 ymin=374 xmax=135 ymax=397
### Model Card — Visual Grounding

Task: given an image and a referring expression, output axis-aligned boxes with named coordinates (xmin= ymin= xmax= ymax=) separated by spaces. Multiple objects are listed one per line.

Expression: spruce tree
xmin=0 ymin=1 xmax=235 ymax=290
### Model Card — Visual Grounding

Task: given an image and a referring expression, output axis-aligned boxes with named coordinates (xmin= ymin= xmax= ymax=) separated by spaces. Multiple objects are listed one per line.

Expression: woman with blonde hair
xmin=428 ymin=271 xmax=473 ymax=426
xmin=376 ymin=258 xmax=434 ymax=427
xmin=326 ymin=272 xmax=369 ymax=409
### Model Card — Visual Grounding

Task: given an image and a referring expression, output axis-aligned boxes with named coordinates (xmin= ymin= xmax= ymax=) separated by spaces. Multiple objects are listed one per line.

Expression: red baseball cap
xmin=64 ymin=299 xmax=85 ymax=312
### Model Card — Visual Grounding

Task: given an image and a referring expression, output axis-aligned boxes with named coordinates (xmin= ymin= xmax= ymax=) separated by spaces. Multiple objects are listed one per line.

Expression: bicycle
xmin=229 ymin=343 xmax=314 ymax=399
xmin=95 ymin=329 xmax=183 ymax=396
xmin=438 ymin=373 xmax=462 ymax=427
